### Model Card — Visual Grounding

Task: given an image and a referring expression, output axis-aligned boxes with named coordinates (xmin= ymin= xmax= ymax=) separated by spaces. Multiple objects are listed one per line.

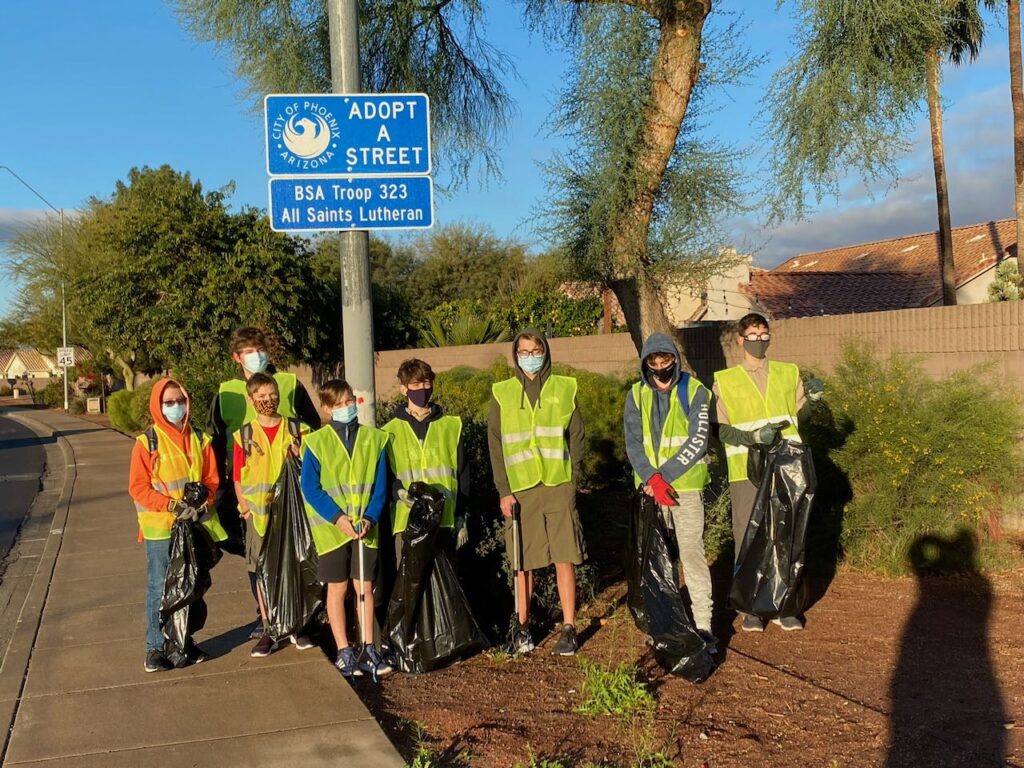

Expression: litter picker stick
xmin=357 ymin=523 xmax=371 ymax=648
xmin=512 ymin=502 xmax=522 ymax=624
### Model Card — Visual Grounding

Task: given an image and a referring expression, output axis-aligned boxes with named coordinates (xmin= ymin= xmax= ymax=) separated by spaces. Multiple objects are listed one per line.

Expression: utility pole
xmin=326 ymin=0 xmax=377 ymax=425
xmin=0 ymin=166 xmax=69 ymax=410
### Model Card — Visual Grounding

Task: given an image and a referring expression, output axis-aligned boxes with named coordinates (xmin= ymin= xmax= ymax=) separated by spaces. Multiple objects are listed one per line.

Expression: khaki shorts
xmin=504 ymin=482 xmax=586 ymax=572
xmin=244 ymin=517 xmax=264 ymax=573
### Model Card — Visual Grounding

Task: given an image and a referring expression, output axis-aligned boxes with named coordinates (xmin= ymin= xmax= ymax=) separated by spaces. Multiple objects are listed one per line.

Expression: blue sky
xmin=0 ymin=1 xmax=1015 ymax=307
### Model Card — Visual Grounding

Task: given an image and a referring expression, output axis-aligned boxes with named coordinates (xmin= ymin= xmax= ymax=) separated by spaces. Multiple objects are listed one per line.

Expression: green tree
xmin=174 ymin=0 xmax=514 ymax=184
xmin=988 ymin=260 xmax=1024 ymax=300
xmin=768 ymin=0 xmax=993 ymax=306
xmin=532 ymin=3 xmax=751 ymax=351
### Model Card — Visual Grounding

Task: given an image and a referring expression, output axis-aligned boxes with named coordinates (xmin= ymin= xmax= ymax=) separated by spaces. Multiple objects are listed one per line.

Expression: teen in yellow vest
xmin=128 ymin=378 xmax=222 ymax=673
xmin=382 ymin=358 xmax=470 ymax=564
xmin=232 ymin=372 xmax=314 ymax=658
xmin=623 ymin=332 xmax=716 ymax=652
xmin=487 ymin=329 xmax=586 ymax=657
xmin=713 ymin=313 xmax=824 ymax=632
xmin=300 ymin=379 xmax=393 ymax=680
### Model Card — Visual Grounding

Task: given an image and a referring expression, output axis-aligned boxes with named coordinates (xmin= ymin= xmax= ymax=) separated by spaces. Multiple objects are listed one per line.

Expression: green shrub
xmin=505 ymin=288 xmax=604 ymax=338
xmin=107 ymin=390 xmax=140 ymax=433
xmin=129 ymin=381 xmax=156 ymax=432
xmin=69 ymin=397 xmax=87 ymax=415
xmin=819 ymin=343 xmax=1024 ymax=574
xmin=575 ymin=658 xmax=654 ymax=719
xmin=31 ymin=384 xmax=64 ymax=408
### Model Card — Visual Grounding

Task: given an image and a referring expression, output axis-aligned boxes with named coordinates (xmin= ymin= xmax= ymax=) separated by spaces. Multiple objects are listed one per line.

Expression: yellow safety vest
xmin=302 ymin=425 xmax=390 ymax=555
xmin=133 ymin=425 xmax=229 ymax=542
xmin=493 ymin=375 xmax=577 ymax=493
xmin=235 ymin=418 xmax=310 ymax=536
xmin=630 ymin=377 xmax=710 ymax=492
xmin=714 ymin=361 xmax=802 ymax=483
xmin=383 ymin=415 xmax=461 ymax=534
xmin=218 ymin=372 xmax=299 ymax=435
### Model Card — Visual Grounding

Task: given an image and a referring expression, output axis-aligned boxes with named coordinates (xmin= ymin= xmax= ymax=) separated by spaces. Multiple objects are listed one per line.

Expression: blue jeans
xmin=145 ymin=539 xmax=171 ymax=652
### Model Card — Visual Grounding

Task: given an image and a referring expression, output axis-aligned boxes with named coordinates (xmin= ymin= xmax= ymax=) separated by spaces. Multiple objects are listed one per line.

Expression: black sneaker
xmin=248 ymin=622 xmax=264 ymax=641
xmin=144 ymin=649 xmax=173 ymax=673
xmin=335 ymin=646 xmax=361 ymax=678
xmin=187 ymin=644 xmax=211 ymax=665
xmin=508 ymin=622 xmax=535 ymax=655
xmin=696 ymin=629 xmax=719 ymax=655
xmin=552 ymin=624 xmax=578 ymax=656
xmin=250 ymin=634 xmax=279 ymax=658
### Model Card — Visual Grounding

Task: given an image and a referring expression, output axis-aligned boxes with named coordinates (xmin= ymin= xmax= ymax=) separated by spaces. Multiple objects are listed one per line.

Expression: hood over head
xmin=149 ymin=377 xmax=191 ymax=433
xmin=512 ymin=327 xmax=552 ymax=384
xmin=640 ymin=332 xmax=681 ymax=387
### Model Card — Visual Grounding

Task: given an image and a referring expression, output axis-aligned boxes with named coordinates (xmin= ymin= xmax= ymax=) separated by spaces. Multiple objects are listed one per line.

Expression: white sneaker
xmin=772 ymin=616 xmax=804 ymax=631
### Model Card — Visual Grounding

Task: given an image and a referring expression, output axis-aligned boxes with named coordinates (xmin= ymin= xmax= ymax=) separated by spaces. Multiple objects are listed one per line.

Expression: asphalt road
xmin=0 ymin=414 xmax=46 ymax=560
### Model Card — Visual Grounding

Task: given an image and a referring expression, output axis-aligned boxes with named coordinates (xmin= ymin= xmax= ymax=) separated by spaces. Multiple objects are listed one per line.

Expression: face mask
xmin=242 ymin=351 xmax=269 ymax=374
xmin=744 ymin=339 xmax=770 ymax=359
xmin=332 ymin=404 xmax=358 ymax=424
xmin=407 ymin=387 xmax=433 ymax=408
xmin=253 ymin=396 xmax=280 ymax=416
xmin=650 ymin=363 xmax=676 ymax=384
xmin=518 ymin=355 xmax=545 ymax=375
xmin=162 ymin=402 xmax=186 ymax=424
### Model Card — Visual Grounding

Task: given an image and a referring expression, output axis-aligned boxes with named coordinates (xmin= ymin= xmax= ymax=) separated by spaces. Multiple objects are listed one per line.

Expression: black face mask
xmin=744 ymin=339 xmax=770 ymax=359
xmin=650 ymin=363 xmax=676 ymax=384
xmin=408 ymin=387 xmax=433 ymax=408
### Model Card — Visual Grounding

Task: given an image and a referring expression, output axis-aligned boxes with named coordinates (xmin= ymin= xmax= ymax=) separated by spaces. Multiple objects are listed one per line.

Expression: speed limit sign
xmin=57 ymin=347 xmax=75 ymax=368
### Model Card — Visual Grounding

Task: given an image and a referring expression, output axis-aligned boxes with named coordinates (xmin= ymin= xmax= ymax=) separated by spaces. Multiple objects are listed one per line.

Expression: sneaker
xmin=772 ymin=616 xmax=805 ymax=631
xmin=290 ymin=634 xmax=316 ymax=651
xmin=357 ymin=645 xmax=395 ymax=682
xmin=696 ymin=629 xmax=719 ymax=655
xmin=250 ymin=634 xmax=279 ymax=658
xmin=187 ymin=644 xmax=211 ymax=665
xmin=741 ymin=614 xmax=764 ymax=633
xmin=144 ymin=649 xmax=173 ymax=673
xmin=335 ymin=646 xmax=362 ymax=678
xmin=509 ymin=622 xmax=535 ymax=655
xmin=248 ymin=622 xmax=264 ymax=641
xmin=552 ymin=624 xmax=579 ymax=656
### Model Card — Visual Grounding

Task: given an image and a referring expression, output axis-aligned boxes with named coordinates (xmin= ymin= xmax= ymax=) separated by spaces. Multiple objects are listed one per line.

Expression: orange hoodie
xmin=128 ymin=378 xmax=219 ymax=514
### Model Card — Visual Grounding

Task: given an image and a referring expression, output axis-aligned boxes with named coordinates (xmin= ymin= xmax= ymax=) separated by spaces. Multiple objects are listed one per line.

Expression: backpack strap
xmin=144 ymin=425 xmax=158 ymax=454
xmin=676 ymin=372 xmax=691 ymax=417
xmin=239 ymin=422 xmax=257 ymax=458
xmin=286 ymin=417 xmax=302 ymax=443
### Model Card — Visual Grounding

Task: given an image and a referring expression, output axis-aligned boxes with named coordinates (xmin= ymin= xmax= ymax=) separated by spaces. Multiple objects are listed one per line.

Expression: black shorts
xmin=317 ymin=541 xmax=378 ymax=583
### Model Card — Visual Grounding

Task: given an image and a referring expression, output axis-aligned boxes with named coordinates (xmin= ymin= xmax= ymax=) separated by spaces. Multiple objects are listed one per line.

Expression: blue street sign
xmin=265 ymin=94 xmax=430 ymax=176
xmin=268 ymin=176 xmax=434 ymax=232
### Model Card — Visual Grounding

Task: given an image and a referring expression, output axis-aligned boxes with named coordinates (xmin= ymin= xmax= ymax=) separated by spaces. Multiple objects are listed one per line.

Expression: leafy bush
xmin=129 ymin=381 xmax=156 ymax=432
xmin=69 ymin=397 xmax=87 ymax=415
xmin=575 ymin=659 xmax=654 ymax=719
xmin=419 ymin=300 xmax=510 ymax=347
xmin=0 ymin=384 xmax=12 ymax=397
xmin=32 ymin=384 xmax=64 ymax=408
xmin=506 ymin=288 xmax=603 ymax=338
xmin=818 ymin=343 xmax=1023 ymax=574
xmin=107 ymin=390 xmax=140 ymax=433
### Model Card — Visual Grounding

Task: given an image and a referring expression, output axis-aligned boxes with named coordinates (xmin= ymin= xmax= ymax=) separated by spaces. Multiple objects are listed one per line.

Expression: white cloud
xmin=0 ymin=208 xmax=50 ymax=244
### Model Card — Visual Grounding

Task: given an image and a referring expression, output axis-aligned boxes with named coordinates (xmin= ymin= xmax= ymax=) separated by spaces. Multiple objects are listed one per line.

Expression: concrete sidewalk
xmin=0 ymin=408 xmax=404 ymax=767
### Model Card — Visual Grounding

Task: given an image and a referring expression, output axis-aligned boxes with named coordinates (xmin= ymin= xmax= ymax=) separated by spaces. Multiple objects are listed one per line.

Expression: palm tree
xmin=927 ymin=0 xmax=986 ymax=306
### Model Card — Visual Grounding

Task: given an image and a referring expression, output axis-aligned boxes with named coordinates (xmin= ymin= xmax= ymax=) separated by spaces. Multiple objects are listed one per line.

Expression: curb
xmin=0 ymin=411 xmax=76 ymax=761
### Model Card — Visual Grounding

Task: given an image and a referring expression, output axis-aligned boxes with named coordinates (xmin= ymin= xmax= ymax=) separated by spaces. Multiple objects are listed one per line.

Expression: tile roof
xmin=750 ymin=219 xmax=1017 ymax=317
xmin=0 ymin=349 xmax=14 ymax=372
xmin=13 ymin=348 xmax=56 ymax=374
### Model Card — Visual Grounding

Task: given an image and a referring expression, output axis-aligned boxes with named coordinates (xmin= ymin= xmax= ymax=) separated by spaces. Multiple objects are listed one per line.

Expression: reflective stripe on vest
xmin=493 ymin=375 xmax=577 ymax=493
xmin=302 ymin=425 xmax=390 ymax=555
xmin=383 ymin=415 xmax=462 ymax=534
xmin=218 ymin=372 xmax=299 ymax=436
xmin=236 ymin=419 xmax=310 ymax=536
xmin=133 ymin=425 xmax=229 ymax=542
xmin=713 ymin=361 xmax=802 ymax=483
xmin=630 ymin=378 xmax=710 ymax=492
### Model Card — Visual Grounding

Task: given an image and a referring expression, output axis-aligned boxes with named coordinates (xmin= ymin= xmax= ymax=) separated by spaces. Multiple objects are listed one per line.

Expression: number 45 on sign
xmin=57 ymin=347 xmax=75 ymax=368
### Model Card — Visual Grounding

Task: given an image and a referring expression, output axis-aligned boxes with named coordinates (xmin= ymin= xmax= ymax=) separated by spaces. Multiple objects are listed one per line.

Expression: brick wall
xmin=288 ymin=302 xmax=1024 ymax=398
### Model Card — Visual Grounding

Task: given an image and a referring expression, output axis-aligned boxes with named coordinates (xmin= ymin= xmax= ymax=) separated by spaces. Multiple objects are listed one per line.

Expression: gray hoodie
xmin=487 ymin=328 xmax=585 ymax=497
xmin=623 ymin=332 xmax=710 ymax=486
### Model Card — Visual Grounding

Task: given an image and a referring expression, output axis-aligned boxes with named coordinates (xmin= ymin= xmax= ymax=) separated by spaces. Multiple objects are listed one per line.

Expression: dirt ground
xmin=357 ymin=562 xmax=1024 ymax=768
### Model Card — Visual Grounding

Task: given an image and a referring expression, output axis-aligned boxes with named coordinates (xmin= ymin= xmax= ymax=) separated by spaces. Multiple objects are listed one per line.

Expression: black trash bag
xmin=256 ymin=456 xmax=322 ymax=640
xmin=729 ymin=436 xmax=817 ymax=620
xmin=385 ymin=482 xmax=486 ymax=673
xmin=160 ymin=503 xmax=221 ymax=666
xmin=625 ymin=494 xmax=714 ymax=683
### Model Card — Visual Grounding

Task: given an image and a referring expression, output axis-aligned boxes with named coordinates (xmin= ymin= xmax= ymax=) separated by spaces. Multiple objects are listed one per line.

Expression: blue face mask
xmin=332 ymin=404 xmax=358 ymax=424
xmin=242 ymin=351 xmax=269 ymax=374
xmin=162 ymin=403 xmax=186 ymax=424
xmin=518 ymin=354 xmax=545 ymax=375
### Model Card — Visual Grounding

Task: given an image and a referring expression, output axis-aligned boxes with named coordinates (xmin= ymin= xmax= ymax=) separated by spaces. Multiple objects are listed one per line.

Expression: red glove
xmin=648 ymin=473 xmax=678 ymax=506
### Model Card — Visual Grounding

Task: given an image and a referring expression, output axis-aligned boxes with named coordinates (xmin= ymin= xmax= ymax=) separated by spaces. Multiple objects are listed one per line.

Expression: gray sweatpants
xmin=729 ymin=479 xmax=758 ymax=559
xmin=658 ymin=491 xmax=713 ymax=631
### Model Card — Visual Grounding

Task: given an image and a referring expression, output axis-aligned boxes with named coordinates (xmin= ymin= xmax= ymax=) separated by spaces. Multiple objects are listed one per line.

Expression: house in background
xmin=743 ymin=219 xmax=1017 ymax=318
xmin=0 ymin=348 xmax=58 ymax=381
